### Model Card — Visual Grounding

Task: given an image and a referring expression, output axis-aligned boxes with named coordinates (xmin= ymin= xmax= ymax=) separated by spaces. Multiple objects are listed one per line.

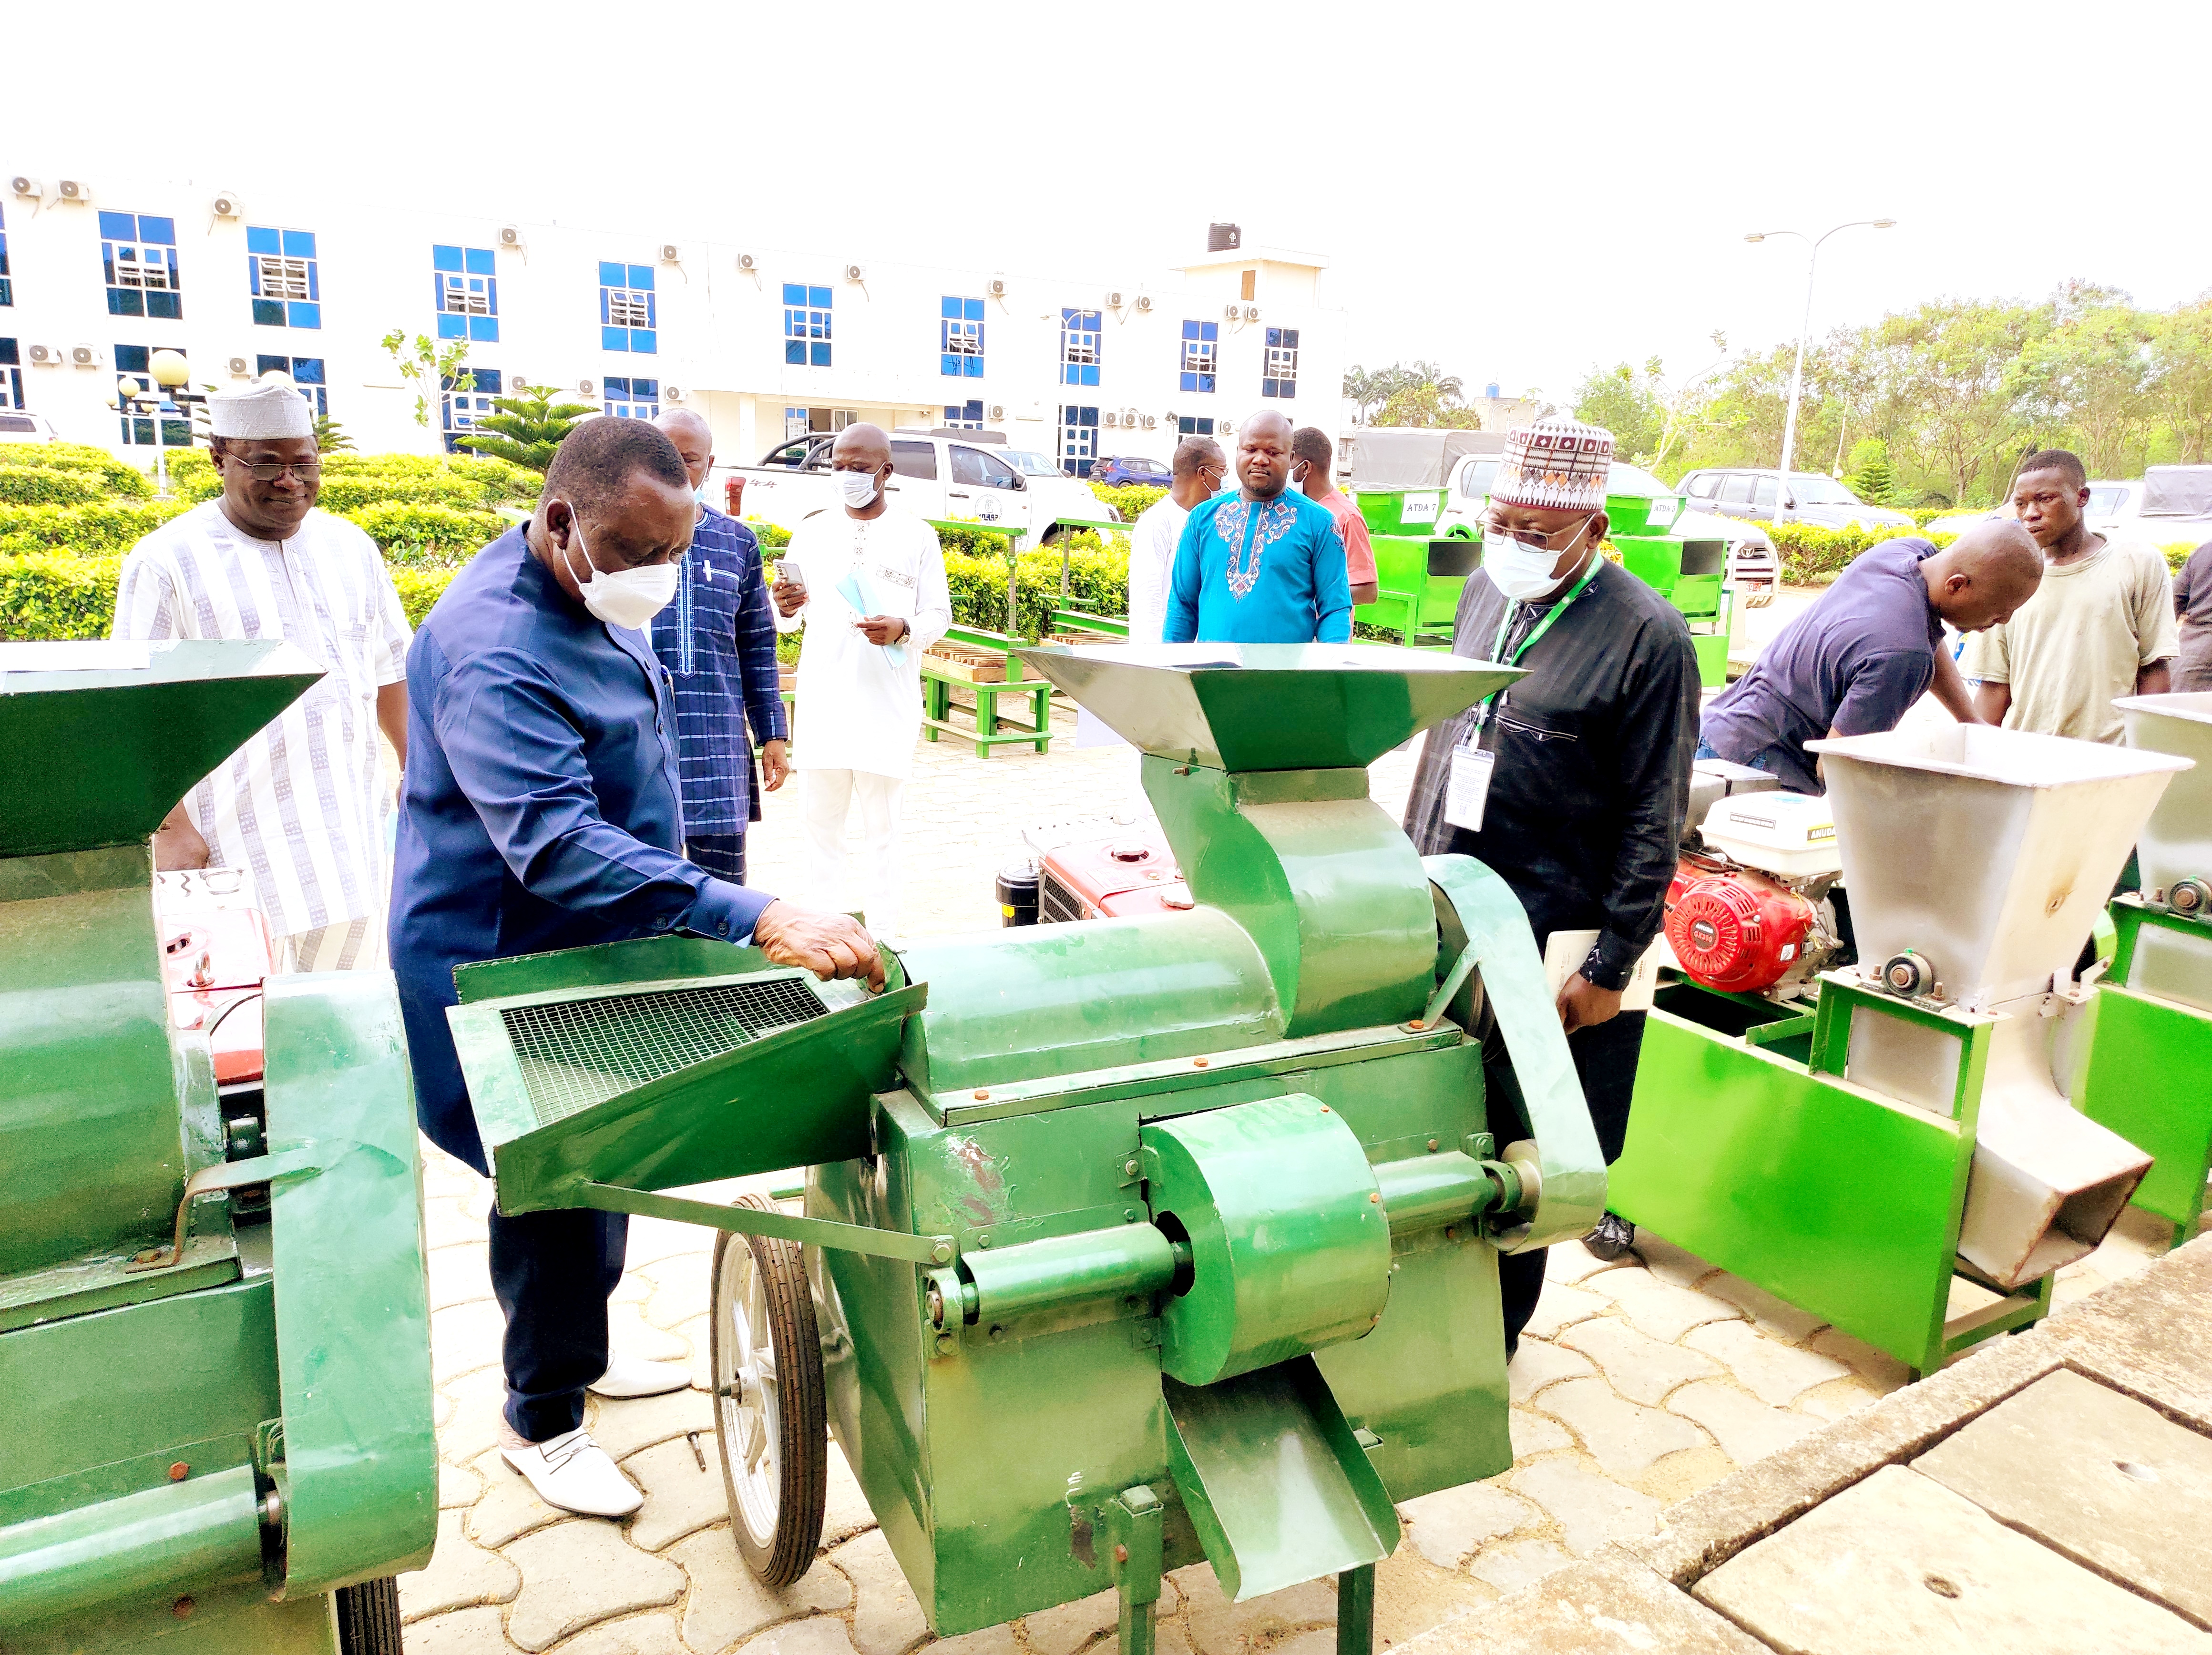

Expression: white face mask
xmin=834 ymin=467 xmax=881 ymax=510
xmin=557 ymin=506 xmax=680 ymax=629
xmin=1484 ymin=518 xmax=1593 ymax=603
xmin=1285 ymin=464 xmax=1306 ymax=497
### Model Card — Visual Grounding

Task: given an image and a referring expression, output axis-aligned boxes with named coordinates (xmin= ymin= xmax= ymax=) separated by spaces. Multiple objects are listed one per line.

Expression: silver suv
xmin=1679 ymin=469 xmax=1914 ymax=532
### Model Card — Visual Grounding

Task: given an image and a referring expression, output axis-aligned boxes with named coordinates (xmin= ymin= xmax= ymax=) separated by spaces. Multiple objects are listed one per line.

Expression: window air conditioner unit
xmin=1105 ymin=290 xmax=1125 ymax=309
xmin=499 ymin=224 xmax=526 ymax=249
xmin=736 ymin=252 xmax=758 ymax=272
xmin=659 ymin=243 xmax=682 ymax=264
xmin=226 ymin=356 xmax=251 ymax=377
xmin=987 ymin=403 xmax=1006 ymax=421
xmin=577 ymin=378 xmax=597 ymax=397
xmin=987 ymin=276 xmax=1007 ymax=298
xmin=844 ymin=263 xmax=866 ymax=283
xmin=56 ymin=179 xmax=90 ymax=204
xmin=69 ymin=344 xmax=103 ymax=368
xmin=1244 ymin=305 xmax=1261 ymax=321
xmin=25 ymin=343 xmax=61 ymax=366
xmin=10 ymin=175 xmax=41 ymax=200
xmin=210 ymin=190 xmax=244 ymax=219
xmin=1133 ymin=295 xmax=1153 ymax=313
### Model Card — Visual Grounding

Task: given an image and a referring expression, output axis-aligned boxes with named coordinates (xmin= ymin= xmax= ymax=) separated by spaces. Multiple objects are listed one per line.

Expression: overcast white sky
xmin=14 ymin=0 xmax=2207 ymax=405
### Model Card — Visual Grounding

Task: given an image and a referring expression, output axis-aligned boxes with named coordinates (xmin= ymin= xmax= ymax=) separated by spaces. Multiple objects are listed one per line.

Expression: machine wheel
xmin=712 ymin=1195 xmax=828 ymax=1586
xmin=1745 ymin=585 xmax=1774 ymax=609
xmin=334 ymin=1575 xmax=404 ymax=1655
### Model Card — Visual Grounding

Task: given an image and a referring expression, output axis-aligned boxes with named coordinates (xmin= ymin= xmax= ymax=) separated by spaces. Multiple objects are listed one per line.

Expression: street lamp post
xmin=1743 ymin=218 xmax=1895 ymax=520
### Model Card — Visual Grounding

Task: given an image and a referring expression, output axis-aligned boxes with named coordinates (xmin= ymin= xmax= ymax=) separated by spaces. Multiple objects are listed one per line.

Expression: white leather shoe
xmin=501 ymin=1428 xmax=643 ymax=1518
xmin=587 ymin=1353 xmax=692 ymax=1400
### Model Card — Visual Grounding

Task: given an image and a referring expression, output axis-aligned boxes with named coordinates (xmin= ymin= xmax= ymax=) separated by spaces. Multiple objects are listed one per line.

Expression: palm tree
xmin=455 ymin=381 xmax=595 ymax=473
xmin=1342 ymin=366 xmax=1391 ymax=425
xmin=1405 ymin=360 xmax=1465 ymax=403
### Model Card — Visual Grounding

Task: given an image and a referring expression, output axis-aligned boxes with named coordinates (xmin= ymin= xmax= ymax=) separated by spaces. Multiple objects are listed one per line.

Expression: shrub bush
xmin=388 ymin=565 xmax=459 ymax=628
xmin=313 ymin=473 xmax=509 ymax=513
xmin=0 ymin=552 xmax=125 ymax=640
xmin=0 ymin=449 xmax=153 ymax=496
xmin=1087 ymin=482 xmax=1165 ymax=523
xmin=939 ymin=538 xmax=1132 ymax=639
xmin=345 ymin=503 xmax=507 ymax=565
xmin=0 ymin=500 xmax=193 ymax=556
xmin=1769 ymin=522 xmax=1956 ymax=584
xmin=0 ymin=466 xmax=111 ymax=507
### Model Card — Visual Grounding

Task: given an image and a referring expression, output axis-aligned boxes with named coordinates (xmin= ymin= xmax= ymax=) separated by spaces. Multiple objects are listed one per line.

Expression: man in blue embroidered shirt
xmin=1163 ymin=410 xmax=1353 ymax=644
xmin=646 ymin=409 xmax=789 ymax=883
xmin=390 ymin=418 xmax=880 ymax=1522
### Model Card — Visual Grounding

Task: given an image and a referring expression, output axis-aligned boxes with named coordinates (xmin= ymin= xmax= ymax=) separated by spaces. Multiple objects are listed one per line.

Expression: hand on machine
xmin=752 ymin=899 xmax=887 ymax=991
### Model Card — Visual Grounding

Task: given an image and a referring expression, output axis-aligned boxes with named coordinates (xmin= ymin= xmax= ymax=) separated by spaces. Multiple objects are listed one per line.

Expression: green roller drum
xmin=449 ymin=641 xmax=1608 ymax=1655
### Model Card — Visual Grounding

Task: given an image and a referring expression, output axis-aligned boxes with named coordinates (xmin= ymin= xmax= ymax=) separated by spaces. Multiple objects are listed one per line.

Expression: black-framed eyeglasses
xmin=223 ymin=457 xmax=322 ymax=483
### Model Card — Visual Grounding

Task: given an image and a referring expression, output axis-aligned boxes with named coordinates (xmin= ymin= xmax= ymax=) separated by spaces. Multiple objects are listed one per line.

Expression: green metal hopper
xmin=0 ymin=640 xmax=435 ymax=1654
xmin=450 ymin=643 xmax=1605 ymax=1655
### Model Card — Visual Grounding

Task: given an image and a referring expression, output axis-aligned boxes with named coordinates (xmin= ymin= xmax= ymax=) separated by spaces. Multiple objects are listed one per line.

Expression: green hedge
xmin=314 ymin=473 xmax=513 ymax=513
xmin=0 ymin=500 xmax=193 ymax=556
xmin=0 ymin=552 xmax=125 ymax=640
xmin=0 ymin=467 xmax=112 ymax=507
xmin=1769 ymin=522 xmax=1959 ymax=584
xmin=347 ymin=503 xmax=508 ymax=564
xmin=1088 ymin=482 xmax=1166 ymax=523
xmin=0 ymin=451 xmax=153 ymax=497
xmin=942 ymin=539 xmax=1131 ymax=639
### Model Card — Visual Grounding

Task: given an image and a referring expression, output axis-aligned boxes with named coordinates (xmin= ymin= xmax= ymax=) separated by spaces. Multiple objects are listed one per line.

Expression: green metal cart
xmin=444 ymin=645 xmax=1605 ymax=1655
xmin=0 ymin=641 xmax=436 ymax=1653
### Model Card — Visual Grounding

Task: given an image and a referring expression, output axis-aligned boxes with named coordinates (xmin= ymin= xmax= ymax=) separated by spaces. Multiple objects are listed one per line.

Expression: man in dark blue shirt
xmin=390 ymin=418 xmax=879 ymax=1520
xmin=647 ymin=409 xmax=788 ymax=883
xmin=1699 ymin=522 xmax=2042 ymax=794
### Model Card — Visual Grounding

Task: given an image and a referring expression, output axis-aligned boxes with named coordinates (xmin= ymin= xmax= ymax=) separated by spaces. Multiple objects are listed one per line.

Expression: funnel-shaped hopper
xmin=0 ymin=639 xmax=324 ymax=858
xmin=1014 ymin=643 xmax=1521 ymax=772
xmin=1806 ymin=725 xmax=2188 ymax=1010
xmin=2115 ymin=691 xmax=2212 ymax=895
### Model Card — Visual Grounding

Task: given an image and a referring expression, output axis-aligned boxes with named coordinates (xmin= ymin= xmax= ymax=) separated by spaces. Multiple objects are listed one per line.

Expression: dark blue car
xmin=1092 ymin=454 xmax=1173 ymax=487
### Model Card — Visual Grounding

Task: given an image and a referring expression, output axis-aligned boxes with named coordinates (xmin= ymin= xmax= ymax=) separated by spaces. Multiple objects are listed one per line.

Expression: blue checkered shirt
xmin=647 ymin=507 xmax=788 ymax=835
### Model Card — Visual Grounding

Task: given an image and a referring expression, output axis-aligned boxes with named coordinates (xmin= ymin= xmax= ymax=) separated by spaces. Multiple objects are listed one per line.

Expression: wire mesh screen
xmin=499 ymin=977 xmax=831 ymax=1126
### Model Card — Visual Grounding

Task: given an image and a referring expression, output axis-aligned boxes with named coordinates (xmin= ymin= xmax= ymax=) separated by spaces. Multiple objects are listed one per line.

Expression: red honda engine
xmin=1664 ymin=861 xmax=1822 ymax=994
xmin=156 ymin=868 xmax=274 ymax=1088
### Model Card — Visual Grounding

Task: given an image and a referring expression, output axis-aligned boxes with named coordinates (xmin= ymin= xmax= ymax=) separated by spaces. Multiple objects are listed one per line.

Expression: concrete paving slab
xmin=1912 ymin=1366 xmax=2212 ymax=1628
xmin=1506 ymin=1460 xmax=1662 ymax=1557
xmin=1398 ymin=1481 xmax=1537 ymax=1568
xmin=1587 ymin=1269 xmax=1744 ymax=1344
xmin=1406 ymin=1549 xmax=1772 ymax=1655
xmin=1557 ymin=1316 xmax=1722 ymax=1406
xmin=1692 ymin=1464 xmax=2212 ymax=1655
xmin=1530 ymin=1379 xmax=1708 ymax=1481
xmin=1504 ymin=1337 xmax=1593 ymax=1404
xmin=1683 ymin=1318 xmax=1849 ymax=1406
xmin=1666 ymin=1380 xmax=1823 ymax=1467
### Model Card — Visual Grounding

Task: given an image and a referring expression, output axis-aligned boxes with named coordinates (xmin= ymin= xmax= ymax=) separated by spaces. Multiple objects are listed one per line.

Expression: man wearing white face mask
xmin=772 ymin=423 xmax=952 ymax=943
xmin=1402 ymin=415 xmax=1699 ymax=1353
xmin=390 ymin=418 xmax=884 ymax=1520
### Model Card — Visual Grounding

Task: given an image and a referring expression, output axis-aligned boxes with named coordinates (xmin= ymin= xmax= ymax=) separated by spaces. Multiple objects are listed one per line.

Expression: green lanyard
xmin=1468 ymin=559 xmax=1601 ymax=736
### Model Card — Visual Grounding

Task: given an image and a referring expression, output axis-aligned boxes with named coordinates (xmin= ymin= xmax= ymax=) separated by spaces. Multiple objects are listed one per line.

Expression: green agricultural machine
xmin=1607 ymin=492 xmax=1732 ymax=688
xmin=1348 ymin=489 xmax=1468 ymax=648
xmin=1608 ymin=722 xmax=2186 ymax=1379
xmin=2080 ymin=692 xmax=2212 ymax=1249
xmin=445 ymin=645 xmax=1603 ymax=1653
xmin=0 ymin=641 xmax=436 ymax=1652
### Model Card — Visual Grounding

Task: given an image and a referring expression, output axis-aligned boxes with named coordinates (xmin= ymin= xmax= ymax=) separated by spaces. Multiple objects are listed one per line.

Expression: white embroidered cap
xmin=1492 ymin=416 xmax=1614 ymax=512
xmin=207 ymin=377 xmax=315 ymax=441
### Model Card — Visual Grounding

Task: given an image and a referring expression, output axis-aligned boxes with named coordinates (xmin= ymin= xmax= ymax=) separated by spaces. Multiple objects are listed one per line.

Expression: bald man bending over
xmin=645 ymin=409 xmax=789 ymax=885
xmin=1699 ymin=521 xmax=2044 ymax=794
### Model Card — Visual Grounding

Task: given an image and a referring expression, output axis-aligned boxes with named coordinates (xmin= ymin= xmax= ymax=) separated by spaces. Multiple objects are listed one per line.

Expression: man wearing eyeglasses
xmin=1127 ymin=435 xmax=1224 ymax=643
xmin=113 ymin=376 xmax=412 ymax=972
xmin=1402 ymin=416 xmax=1700 ymax=1350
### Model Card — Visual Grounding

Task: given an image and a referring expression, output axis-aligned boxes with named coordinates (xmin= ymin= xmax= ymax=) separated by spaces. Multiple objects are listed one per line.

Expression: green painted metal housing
xmin=0 ymin=641 xmax=436 ymax=1652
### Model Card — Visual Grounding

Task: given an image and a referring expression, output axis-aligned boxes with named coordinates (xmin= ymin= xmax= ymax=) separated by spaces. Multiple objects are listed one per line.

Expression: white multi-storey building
xmin=0 ymin=168 xmax=1345 ymax=477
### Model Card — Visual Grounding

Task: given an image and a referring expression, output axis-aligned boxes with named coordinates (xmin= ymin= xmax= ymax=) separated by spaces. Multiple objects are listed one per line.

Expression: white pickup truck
xmin=717 ymin=428 xmax=1119 ymax=543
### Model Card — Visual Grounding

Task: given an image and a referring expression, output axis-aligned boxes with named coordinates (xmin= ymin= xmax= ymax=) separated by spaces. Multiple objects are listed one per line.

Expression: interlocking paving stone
xmin=1531 ymin=1379 xmax=1708 ymax=1481
xmin=406 ymin=1604 xmax=512 ymax=1654
xmin=735 ymin=1617 xmax=863 ymax=1655
xmin=587 ymin=1385 xmax=716 ymax=1463
xmin=1665 ymin=1380 xmax=1823 ymax=1466
xmin=640 ymin=1250 xmax=713 ymax=1331
xmin=666 ymin=1525 xmax=851 ymax=1653
xmin=1630 ymin=1234 xmax=1718 ymax=1291
xmin=1791 ymin=1376 xmax=1892 ymax=1422
xmin=1912 ymin=1367 xmax=2212 ymax=1626
xmin=544 ymin=1613 xmax=688 ymax=1653
xmin=430 ymin=1240 xmax=495 ymax=1311
xmin=1178 ymin=1566 xmax=1336 ymax=1655
xmin=1693 ymin=1464 xmax=2212 ymax=1655
xmin=823 ymin=1443 xmax=879 ymax=1545
xmin=916 ymin=1625 xmax=1017 ymax=1655
xmin=464 ymin=1449 xmax=572 ymax=1549
xmin=1542 ymin=1242 xmax=1629 ymax=1286
xmin=1586 ymin=1269 xmax=1744 ymax=1344
xmin=440 ymin=1366 xmax=511 ymax=1466
xmin=623 ymin=1434 xmax=733 ymax=1551
xmin=434 ymin=1298 xmax=512 ymax=1384
xmin=826 ymin=1529 xmax=931 ymax=1655
xmin=1557 ymin=1317 xmax=1722 ymax=1406
xmin=1683 ymin=1318 xmax=1849 ymax=1406
xmin=400 ymin=1507 xmax=523 ymax=1621
xmin=1436 ymin=1550 xmax=1776 ymax=1654
xmin=1398 ymin=1482 xmax=1538 ymax=1568
xmin=606 ymin=1302 xmax=691 ymax=1363
xmin=1505 ymin=1338 xmax=1593 ymax=1405
xmin=1700 ymin=1272 xmax=1827 ymax=1341
xmin=1020 ymin=1578 xmax=1178 ymax=1655
xmin=1508 ymin=1409 xmax=1573 ymax=1457
xmin=504 ymin=1521 xmax=687 ymax=1652
xmin=1506 ymin=1460 xmax=1662 ymax=1557
xmin=442 ymin=1459 xmax=486 ymax=1509
xmin=1519 ymin=1281 xmax=1607 ymax=1340
xmin=1466 ymin=1538 xmax=1577 ymax=1596
xmin=1803 ymin=1325 xmax=1910 ymax=1390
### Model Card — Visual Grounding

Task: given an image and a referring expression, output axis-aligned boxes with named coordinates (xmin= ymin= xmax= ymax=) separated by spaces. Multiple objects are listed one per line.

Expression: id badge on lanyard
xmin=1444 ymin=560 xmax=1599 ymax=836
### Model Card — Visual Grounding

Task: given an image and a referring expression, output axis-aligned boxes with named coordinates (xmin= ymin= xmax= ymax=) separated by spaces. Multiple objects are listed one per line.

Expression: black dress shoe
xmin=1584 ymin=1212 xmax=1636 ymax=1261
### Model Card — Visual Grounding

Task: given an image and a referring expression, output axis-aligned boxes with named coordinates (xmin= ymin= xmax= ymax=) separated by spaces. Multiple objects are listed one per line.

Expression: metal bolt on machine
xmin=0 ymin=641 xmax=436 ymax=1654
xmin=2079 ymin=693 xmax=2212 ymax=1248
xmin=443 ymin=644 xmax=1606 ymax=1655
xmin=1608 ymin=722 xmax=2188 ymax=1379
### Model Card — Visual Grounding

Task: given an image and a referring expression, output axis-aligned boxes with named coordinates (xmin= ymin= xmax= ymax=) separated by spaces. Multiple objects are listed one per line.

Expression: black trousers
xmin=489 ymin=1205 xmax=629 ymax=1441
xmin=1491 ymin=1009 xmax=1648 ymax=1347
xmin=688 ymin=834 xmax=748 ymax=884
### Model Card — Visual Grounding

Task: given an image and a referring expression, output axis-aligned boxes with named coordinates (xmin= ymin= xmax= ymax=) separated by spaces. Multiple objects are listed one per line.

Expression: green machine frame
xmin=0 ymin=641 xmax=436 ymax=1654
xmin=446 ymin=644 xmax=1606 ymax=1655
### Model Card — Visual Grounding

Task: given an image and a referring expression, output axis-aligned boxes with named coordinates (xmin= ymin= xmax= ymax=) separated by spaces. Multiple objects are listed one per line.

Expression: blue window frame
xmin=1061 ymin=309 xmax=1101 ymax=387
xmin=1180 ymin=320 xmax=1218 ymax=394
xmin=1262 ymin=327 xmax=1300 ymax=399
xmin=1060 ymin=404 xmax=1099 ymax=477
xmin=432 ymin=245 xmax=500 ymax=343
xmin=0 ymin=205 xmax=11 ymax=307
xmin=1177 ymin=415 xmax=1216 ymax=439
xmin=246 ymin=226 xmax=320 ymax=329
xmin=783 ymin=284 xmax=832 ymax=367
xmin=604 ymin=376 xmax=659 ymax=419
xmin=0 ymin=338 xmax=22 ymax=410
xmin=941 ymin=296 xmax=984 ymax=378
xmin=600 ymin=262 xmax=658 ymax=354
xmin=114 ymin=343 xmax=193 ymax=445
xmin=942 ymin=399 xmax=985 ymax=429
xmin=255 ymin=354 xmax=328 ymax=418
xmin=100 ymin=211 xmax=182 ymax=320
xmin=442 ymin=368 xmax=502 ymax=453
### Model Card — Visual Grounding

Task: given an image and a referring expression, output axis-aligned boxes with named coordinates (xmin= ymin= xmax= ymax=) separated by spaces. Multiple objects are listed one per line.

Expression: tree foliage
xmin=1344 ymin=360 xmax=1475 ymax=426
xmin=454 ymin=381 xmax=595 ymax=473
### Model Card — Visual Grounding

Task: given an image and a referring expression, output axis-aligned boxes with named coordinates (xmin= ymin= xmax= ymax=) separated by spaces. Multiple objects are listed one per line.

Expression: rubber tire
xmin=712 ymin=1194 xmax=828 ymax=1587
xmin=334 ymin=1576 xmax=404 ymax=1655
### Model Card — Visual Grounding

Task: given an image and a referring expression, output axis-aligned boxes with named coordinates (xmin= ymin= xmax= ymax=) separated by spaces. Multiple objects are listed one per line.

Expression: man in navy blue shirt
xmin=1699 ymin=521 xmax=2042 ymax=794
xmin=390 ymin=418 xmax=879 ymax=1520
xmin=647 ymin=409 xmax=788 ymax=883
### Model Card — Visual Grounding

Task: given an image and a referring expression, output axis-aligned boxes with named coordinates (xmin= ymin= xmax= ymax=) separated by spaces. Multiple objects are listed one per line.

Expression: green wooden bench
xmin=920 ymin=623 xmax=1052 ymax=758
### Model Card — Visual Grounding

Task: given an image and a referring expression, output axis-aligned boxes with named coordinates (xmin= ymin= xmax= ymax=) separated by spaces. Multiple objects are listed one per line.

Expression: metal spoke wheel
xmin=712 ymin=1194 xmax=828 ymax=1585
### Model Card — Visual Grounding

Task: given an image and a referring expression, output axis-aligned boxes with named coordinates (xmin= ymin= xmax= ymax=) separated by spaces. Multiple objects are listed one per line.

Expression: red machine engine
xmin=1040 ymin=826 xmax=1192 ymax=922
xmin=1664 ymin=858 xmax=1825 ymax=995
xmin=156 ymin=868 xmax=274 ymax=1088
